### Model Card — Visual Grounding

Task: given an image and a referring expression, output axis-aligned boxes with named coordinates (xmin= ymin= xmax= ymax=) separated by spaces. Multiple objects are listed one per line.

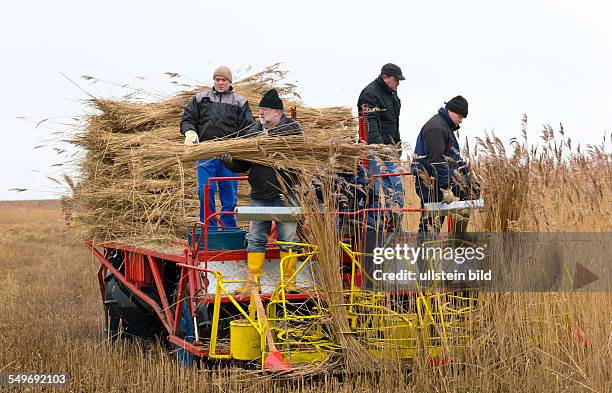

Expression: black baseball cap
xmin=380 ymin=63 xmax=405 ymax=80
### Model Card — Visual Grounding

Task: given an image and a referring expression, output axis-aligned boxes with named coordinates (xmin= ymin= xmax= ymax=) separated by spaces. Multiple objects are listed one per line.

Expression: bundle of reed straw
xmin=70 ymin=65 xmax=396 ymax=243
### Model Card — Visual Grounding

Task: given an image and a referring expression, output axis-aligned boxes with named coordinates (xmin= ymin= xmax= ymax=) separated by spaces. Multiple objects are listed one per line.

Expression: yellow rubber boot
xmin=280 ymin=250 xmax=299 ymax=293
xmin=235 ymin=252 xmax=266 ymax=296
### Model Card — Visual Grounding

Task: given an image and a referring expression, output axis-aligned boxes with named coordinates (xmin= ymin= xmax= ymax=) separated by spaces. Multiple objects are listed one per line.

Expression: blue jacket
xmin=412 ymin=108 xmax=464 ymax=188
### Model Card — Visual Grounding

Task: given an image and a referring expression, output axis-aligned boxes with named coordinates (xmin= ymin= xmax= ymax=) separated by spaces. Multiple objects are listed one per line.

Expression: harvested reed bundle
xmin=296 ymin=173 xmax=378 ymax=371
xmin=86 ymin=94 xmax=354 ymax=135
xmin=71 ymin=65 xmax=369 ymax=242
xmin=131 ymin=132 xmax=384 ymax=177
xmin=234 ymin=64 xmax=355 ymax=131
xmin=75 ymin=181 xmax=196 ymax=242
xmin=80 ymin=64 xmax=354 ymax=136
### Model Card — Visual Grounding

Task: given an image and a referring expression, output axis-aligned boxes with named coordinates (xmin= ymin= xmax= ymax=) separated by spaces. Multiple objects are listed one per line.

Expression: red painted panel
xmin=125 ymin=252 xmax=153 ymax=284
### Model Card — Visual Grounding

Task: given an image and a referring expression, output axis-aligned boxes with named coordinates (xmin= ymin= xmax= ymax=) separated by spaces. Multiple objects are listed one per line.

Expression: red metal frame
xmin=86 ymin=240 xmax=174 ymax=333
xmin=202 ymin=176 xmax=248 ymax=229
xmin=87 ymin=143 xmax=459 ymax=360
xmin=370 ymin=171 xmax=454 ymax=233
xmin=358 ymin=114 xmax=368 ymax=168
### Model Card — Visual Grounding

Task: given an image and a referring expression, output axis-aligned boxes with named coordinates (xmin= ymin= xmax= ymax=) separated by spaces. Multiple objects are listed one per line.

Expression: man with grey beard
xmin=219 ymin=89 xmax=302 ymax=295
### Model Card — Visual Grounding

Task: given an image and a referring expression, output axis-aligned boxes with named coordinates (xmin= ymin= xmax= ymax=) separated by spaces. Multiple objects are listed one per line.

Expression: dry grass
xmin=4 ymin=69 xmax=610 ymax=391
xmin=296 ymin=177 xmax=380 ymax=371
xmin=466 ymin=118 xmax=611 ymax=233
xmin=0 ymin=200 xmax=610 ymax=392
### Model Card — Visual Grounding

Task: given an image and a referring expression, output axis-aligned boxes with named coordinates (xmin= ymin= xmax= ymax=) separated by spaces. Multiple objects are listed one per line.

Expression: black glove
xmin=219 ymin=153 xmax=233 ymax=166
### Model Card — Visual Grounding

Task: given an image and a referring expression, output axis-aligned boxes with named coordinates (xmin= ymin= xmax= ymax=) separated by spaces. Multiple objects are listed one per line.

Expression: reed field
xmin=1 ymin=67 xmax=610 ymax=392
xmin=1 ymin=131 xmax=610 ymax=392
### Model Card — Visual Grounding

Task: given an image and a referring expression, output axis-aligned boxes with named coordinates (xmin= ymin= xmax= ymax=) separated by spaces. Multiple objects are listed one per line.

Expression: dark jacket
xmin=180 ymin=87 xmax=254 ymax=141
xmin=357 ymin=76 xmax=402 ymax=145
xmin=314 ymin=165 xmax=373 ymax=213
xmin=225 ymin=114 xmax=303 ymax=201
xmin=314 ymin=164 xmax=381 ymax=230
xmin=411 ymin=107 xmax=463 ymax=189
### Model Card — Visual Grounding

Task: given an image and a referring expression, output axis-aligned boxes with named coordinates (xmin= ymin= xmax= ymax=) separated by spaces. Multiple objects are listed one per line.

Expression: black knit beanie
xmin=259 ymin=89 xmax=284 ymax=109
xmin=445 ymin=95 xmax=468 ymax=118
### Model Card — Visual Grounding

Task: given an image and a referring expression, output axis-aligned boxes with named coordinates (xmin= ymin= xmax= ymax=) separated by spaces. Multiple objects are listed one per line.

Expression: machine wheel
xmin=103 ymin=274 xmax=166 ymax=342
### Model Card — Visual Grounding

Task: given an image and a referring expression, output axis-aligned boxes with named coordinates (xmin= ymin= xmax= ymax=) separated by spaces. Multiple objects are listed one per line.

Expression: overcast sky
xmin=1 ymin=0 xmax=611 ymax=200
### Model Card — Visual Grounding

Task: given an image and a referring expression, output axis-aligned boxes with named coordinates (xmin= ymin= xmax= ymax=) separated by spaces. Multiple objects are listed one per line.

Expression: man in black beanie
xmin=220 ymin=89 xmax=303 ymax=295
xmin=411 ymin=95 xmax=479 ymax=234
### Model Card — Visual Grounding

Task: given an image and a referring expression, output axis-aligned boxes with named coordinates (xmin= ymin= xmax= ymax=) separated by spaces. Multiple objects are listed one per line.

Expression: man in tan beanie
xmin=180 ymin=66 xmax=254 ymax=230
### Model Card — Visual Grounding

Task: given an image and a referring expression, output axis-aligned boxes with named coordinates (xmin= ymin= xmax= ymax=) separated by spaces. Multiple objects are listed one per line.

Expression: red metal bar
xmin=172 ymin=264 xmax=187 ymax=334
xmin=97 ymin=264 xmax=106 ymax=301
xmin=370 ymin=171 xmax=414 ymax=178
xmin=187 ymin=237 xmax=205 ymax=298
xmin=176 ymin=263 xmax=219 ymax=274
xmin=200 ymin=175 xmax=248 ymax=231
xmin=358 ymin=115 xmax=366 ymax=143
xmin=85 ymin=241 xmax=172 ymax=333
xmin=208 ymin=176 xmax=248 ymax=182
xmin=203 ymin=183 xmax=212 ymax=227
xmin=358 ymin=115 xmax=368 ymax=168
xmin=187 ymin=250 xmax=198 ymax=319
xmin=96 ymin=241 xmax=185 ymax=263
xmin=196 ymin=248 xmax=279 ymax=263
xmin=147 ymin=255 xmax=174 ymax=331
xmin=447 ymin=214 xmax=454 ymax=232
xmin=192 ymin=211 xmax=240 ymax=267
xmin=167 ymin=335 xmax=212 ymax=357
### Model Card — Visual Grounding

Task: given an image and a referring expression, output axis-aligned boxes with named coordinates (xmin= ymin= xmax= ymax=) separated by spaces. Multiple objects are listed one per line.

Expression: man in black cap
xmin=220 ymin=89 xmax=302 ymax=295
xmin=357 ymin=63 xmax=406 ymax=226
xmin=411 ymin=95 xmax=479 ymax=234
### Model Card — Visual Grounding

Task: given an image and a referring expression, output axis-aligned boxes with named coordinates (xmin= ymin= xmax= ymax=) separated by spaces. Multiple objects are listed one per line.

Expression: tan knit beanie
xmin=213 ymin=66 xmax=232 ymax=82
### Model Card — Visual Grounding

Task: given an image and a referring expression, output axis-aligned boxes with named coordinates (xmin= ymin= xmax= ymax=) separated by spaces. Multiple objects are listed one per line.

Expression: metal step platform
xmin=423 ymin=199 xmax=485 ymax=217
xmin=236 ymin=206 xmax=301 ymax=222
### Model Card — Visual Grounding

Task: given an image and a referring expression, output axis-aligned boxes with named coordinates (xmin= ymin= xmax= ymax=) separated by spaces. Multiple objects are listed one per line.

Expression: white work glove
xmin=441 ymin=188 xmax=455 ymax=203
xmin=184 ymin=130 xmax=199 ymax=145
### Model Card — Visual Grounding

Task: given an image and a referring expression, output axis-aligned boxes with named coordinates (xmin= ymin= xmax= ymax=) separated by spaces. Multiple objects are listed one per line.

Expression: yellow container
xmin=230 ymin=319 xmax=261 ymax=360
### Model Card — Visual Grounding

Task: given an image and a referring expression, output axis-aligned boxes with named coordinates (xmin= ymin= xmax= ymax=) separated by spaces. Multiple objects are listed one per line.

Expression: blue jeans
xmin=368 ymin=158 xmax=404 ymax=209
xmin=197 ymin=159 xmax=238 ymax=230
xmin=245 ymin=198 xmax=299 ymax=253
